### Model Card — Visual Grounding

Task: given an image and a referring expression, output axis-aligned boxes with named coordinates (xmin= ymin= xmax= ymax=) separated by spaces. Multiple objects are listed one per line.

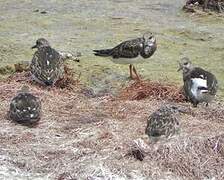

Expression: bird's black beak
xmin=31 ymin=45 xmax=37 ymax=49
xmin=177 ymin=67 xmax=182 ymax=72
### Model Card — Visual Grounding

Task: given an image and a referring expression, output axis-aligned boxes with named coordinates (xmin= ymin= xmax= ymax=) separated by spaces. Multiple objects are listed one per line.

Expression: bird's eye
xmin=183 ymin=62 xmax=188 ymax=65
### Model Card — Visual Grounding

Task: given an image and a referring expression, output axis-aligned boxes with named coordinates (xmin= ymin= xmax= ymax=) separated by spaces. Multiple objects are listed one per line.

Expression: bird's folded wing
xmin=111 ymin=38 xmax=143 ymax=58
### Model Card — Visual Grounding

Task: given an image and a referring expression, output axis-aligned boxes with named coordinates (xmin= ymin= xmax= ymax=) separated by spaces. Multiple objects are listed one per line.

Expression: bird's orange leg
xmin=132 ymin=65 xmax=141 ymax=81
xmin=129 ymin=64 xmax=134 ymax=79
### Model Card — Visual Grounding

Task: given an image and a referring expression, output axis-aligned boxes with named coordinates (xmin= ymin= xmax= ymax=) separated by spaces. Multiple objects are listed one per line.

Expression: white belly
xmin=110 ymin=57 xmax=147 ymax=65
xmin=191 ymin=78 xmax=213 ymax=103
xmin=191 ymin=78 xmax=207 ymax=96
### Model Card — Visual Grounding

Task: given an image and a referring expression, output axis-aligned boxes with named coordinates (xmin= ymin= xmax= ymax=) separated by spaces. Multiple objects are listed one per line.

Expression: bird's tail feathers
xmin=93 ymin=49 xmax=112 ymax=57
xmin=198 ymin=86 xmax=209 ymax=93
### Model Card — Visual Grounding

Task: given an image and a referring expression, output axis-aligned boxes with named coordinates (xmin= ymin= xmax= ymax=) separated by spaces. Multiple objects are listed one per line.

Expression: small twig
xmin=213 ymin=137 xmax=221 ymax=152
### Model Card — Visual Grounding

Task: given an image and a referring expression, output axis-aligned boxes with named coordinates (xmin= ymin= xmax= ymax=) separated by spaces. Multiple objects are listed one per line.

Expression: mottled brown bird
xmin=30 ymin=38 xmax=64 ymax=86
xmin=145 ymin=105 xmax=185 ymax=142
xmin=9 ymin=86 xmax=41 ymax=125
xmin=93 ymin=32 xmax=157 ymax=80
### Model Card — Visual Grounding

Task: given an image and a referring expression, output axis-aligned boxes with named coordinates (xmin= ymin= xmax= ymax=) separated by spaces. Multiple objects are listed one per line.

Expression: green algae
xmin=0 ymin=65 xmax=15 ymax=75
xmin=0 ymin=0 xmax=223 ymax=97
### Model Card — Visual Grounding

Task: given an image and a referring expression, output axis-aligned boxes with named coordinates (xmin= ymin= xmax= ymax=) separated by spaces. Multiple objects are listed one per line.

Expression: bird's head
xmin=177 ymin=57 xmax=193 ymax=73
xmin=17 ymin=85 xmax=30 ymax=94
xmin=141 ymin=32 xmax=157 ymax=58
xmin=32 ymin=38 xmax=50 ymax=49
xmin=161 ymin=104 xmax=189 ymax=115
xmin=143 ymin=32 xmax=156 ymax=45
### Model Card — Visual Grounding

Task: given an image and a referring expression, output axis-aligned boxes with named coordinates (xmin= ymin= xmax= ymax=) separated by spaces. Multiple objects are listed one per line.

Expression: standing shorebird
xmin=145 ymin=105 xmax=185 ymax=143
xmin=93 ymin=32 xmax=157 ymax=80
xmin=178 ymin=57 xmax=218 ymax=107
xmin=30 ymin=38 xmax=64 ymax=86
xmin=9 ymin=86 xmax=41 ymax=125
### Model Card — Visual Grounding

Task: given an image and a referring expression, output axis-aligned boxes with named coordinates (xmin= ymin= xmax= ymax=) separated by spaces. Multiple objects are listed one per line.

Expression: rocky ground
xmin=183 ymin=0 xmax=224 ymax=13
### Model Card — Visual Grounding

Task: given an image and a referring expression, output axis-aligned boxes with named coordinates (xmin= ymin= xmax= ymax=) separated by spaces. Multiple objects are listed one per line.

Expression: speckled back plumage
xmin=145 ymin=105 xmax=180 ymax=141
xmin=93 ymin=33 xmax=157 ymax=60
xmin=30 ymin=38 xmax=64 ymax=86
xmin=9 ymin=86 xmax=41 ymax=124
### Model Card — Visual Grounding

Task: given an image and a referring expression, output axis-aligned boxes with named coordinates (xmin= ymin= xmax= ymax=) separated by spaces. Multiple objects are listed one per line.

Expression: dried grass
xmin=5 ymin=64 xmax=79 ymax=90
xmin=0 ymin=74 xmax=224 ymax=179
xmin=147 ymin=134 xmax=224 ymax=179
xmin=55 ymin=65 xmax=79 ymax=90
xmin=199 ymin=104 xmax=224 ymax=120
xmin=118 ymin=80 xmax=185 ymax=102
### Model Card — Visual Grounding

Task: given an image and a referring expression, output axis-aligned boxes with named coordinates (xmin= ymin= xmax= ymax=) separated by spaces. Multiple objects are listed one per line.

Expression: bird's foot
xmin=129 ymin=75 xmax=141 ymax=82
xmin=132 ymin=66 xmax=141 ymax=82
xmin=193 ymin=103 xmax=198 ymax=108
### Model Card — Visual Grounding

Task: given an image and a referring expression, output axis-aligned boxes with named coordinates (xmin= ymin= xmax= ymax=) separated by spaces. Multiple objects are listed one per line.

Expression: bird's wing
xmin=183 ymin=77 xmax=195 ymax=101
xmin=30 ymin=47 xmax=64 ymax=83
xmin=111 ymin=38 xmax=143 ymax=58
xmin=39 ymin=47 xmax=62 ymax=69
xmin=146 ymin=113 xmax=166 ymax=137
xmin=189 ymin=67 xmax=208 ymax=79
xmin=190 ymin=67 xmax=218 ymax=94
xmin=30 ymin=51 xmax=42 ymax=76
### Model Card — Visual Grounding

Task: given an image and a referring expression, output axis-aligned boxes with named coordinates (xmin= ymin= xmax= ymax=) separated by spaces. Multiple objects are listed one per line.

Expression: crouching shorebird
xmin=178 ymin=57 xmax=218 ymax=107
xmin=93 ymin=32 xmax=157 ymax=80
xmin=30 ymin=38 xmax=64 ymax=86
xmin=145 ymin=105 xmax=186 ymax=143
xmin=9 ymin=86 xmax=41 ymax=125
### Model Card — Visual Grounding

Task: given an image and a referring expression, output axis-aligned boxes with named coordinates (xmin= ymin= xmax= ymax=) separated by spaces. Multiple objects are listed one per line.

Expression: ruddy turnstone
xmin=145 ymin=105 xmax=185 ymax=142
xmin=9 ymin=86 xmax=41 ymax=125
xmin=93 ymin=32 xmax=157 ymax=80
xmin=178 ymin=57 xmax=218 ymax=107
xmin=30 ymin=38 xmax=64 ymax=86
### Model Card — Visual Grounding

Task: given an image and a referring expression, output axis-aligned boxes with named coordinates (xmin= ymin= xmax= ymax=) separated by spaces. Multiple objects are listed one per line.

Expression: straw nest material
xmin=6 ymin=64 xmax=79 ymax=90
xmin=119 ymin=80 xmax=186 ymax=102
xmin=1 ymin=70 xmax=224 ymax=179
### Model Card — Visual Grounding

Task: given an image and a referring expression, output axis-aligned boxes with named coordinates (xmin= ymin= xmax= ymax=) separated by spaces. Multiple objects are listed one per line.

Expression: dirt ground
xmin=0 ymin=73 xmax=224 ymax=180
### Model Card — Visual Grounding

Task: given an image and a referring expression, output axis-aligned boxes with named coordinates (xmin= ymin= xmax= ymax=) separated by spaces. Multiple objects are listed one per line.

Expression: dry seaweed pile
xmin=119 ymin=80 xmax=185 ymax=102
xmin=14 ymin=62 xmax=30 ymax=73
xmin=0 ymin=62 xmax=29 ymax=76
xmin=193 ymin=103 xmax=224 ymax=122
xmin=5 ymin=72 xmax=31 ymax=85
xmin=183 ymin=0 xmax=224 ymax=13
xmin=125 ymin=134 xmax=224 ymax=179
xmin=4 ymin=64 xmax=79 ymax=90
xmin=1 ymin=73 xmax=224 ymax=179
xmin=146 ymin=134 xmax=224 ymax=179
xmin=55 ymin=65 xmax=79 ymax=89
